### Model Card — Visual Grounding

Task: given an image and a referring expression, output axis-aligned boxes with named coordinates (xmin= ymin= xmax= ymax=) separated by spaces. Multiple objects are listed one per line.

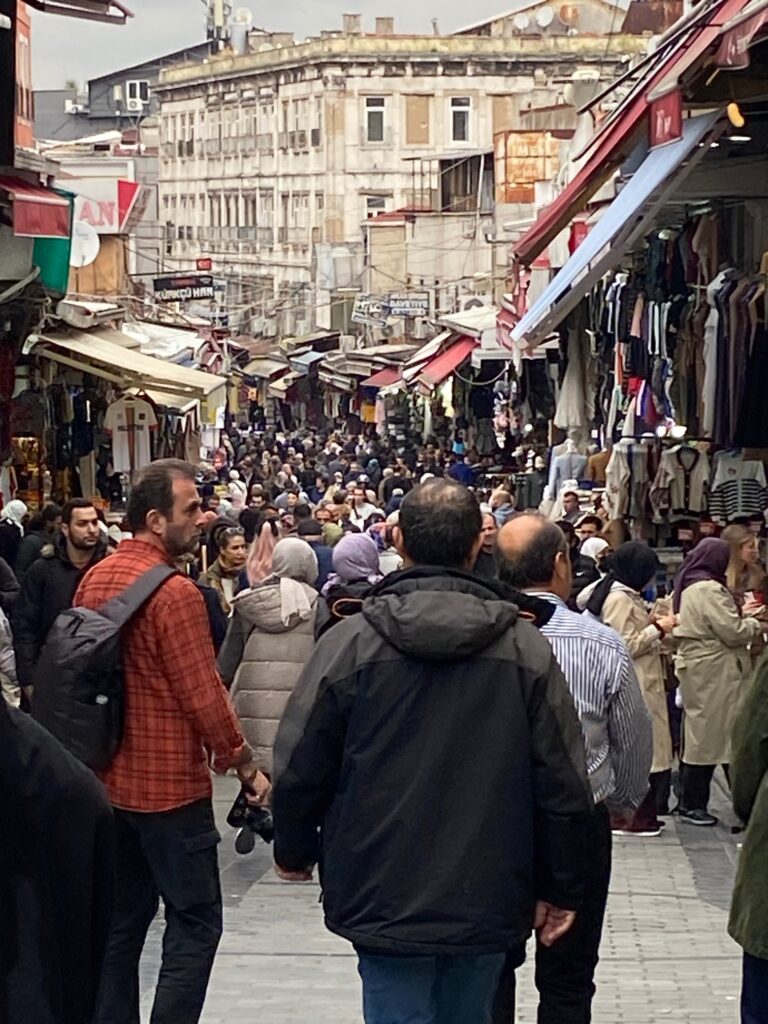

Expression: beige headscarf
xmin=270 ymin=538 xmax=319 ymax=626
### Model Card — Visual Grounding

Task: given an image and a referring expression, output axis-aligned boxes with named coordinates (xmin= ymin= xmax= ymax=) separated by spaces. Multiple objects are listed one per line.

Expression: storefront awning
xmin=290 ymin=350 xmax=325 ymax=373
xmin=0 ymin=176 xmax=70 ymax=238
xmin=512 ymin=112 xmax=719 ymax=350
xmin=513 ymin=0 xmax=748 ymax=266
xmin=362 ymin=366 xmax=402 ymax=388
xmin=24 ymin=0 xmax=131 ymax=24
xmin=30 ymin=328 xmax=226 ymax=406
xmin=243 ymin=357 xmax=288 ymax=380
xmin=417 ymin=337 xmax=478 ymax=388
xmin=268 ymin=371 xmax=302 ymax=398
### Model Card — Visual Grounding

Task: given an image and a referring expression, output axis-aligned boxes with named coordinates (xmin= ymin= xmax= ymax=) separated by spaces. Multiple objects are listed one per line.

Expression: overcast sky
xmin=31 ymin=0 xmax=508 ymax=89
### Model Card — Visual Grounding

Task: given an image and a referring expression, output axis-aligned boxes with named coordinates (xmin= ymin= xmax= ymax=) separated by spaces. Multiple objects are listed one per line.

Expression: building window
xmin=366 ymin=196 xmax=386 ymax=218
xmin=126 ymin=79 xmax=150 ymax=105
xmin=451 ymin=97 xmax=471 ymax=142
xmin=366 ymin=97 xmax=386 ymax=143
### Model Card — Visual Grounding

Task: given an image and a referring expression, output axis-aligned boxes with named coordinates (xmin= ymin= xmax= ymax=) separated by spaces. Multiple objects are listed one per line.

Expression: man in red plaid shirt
xmin=76 ymin=459 xmax=269 ymax=1024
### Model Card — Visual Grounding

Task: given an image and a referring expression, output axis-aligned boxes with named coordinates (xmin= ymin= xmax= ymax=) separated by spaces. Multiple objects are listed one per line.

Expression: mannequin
xmin=549 ymin=438 xmax=587 ymax=499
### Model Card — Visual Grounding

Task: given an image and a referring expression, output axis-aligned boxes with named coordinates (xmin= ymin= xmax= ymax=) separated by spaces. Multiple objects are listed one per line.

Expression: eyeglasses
xmin=220 ymin=526 xmax=245 ymax=538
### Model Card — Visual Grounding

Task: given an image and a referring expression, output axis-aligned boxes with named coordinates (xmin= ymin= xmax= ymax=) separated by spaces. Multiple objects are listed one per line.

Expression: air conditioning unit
xmin=126 ymin=97 xmax=143 ymax=113
xmin=66 ymin=101 xmax=89 ymax=115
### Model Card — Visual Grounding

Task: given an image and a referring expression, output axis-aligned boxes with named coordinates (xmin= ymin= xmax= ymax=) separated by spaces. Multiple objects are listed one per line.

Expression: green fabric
xmin=32 ymin=190 xmax=74 ymax=296
xmin=728 ymin=654 xmax=768 ymax=958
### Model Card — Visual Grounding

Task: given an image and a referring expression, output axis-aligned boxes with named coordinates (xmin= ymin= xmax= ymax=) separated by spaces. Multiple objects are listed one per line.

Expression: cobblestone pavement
xmin=139 ymin=775 xmax=743 ymax=1024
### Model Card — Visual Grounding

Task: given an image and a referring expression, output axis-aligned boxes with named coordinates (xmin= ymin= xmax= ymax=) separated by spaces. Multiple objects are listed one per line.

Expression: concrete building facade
xmin=156 ymin=9 xmax=654 ymax=338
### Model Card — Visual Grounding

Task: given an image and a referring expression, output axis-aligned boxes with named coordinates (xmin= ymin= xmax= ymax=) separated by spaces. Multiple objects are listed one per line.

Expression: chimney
xmin=343 ymin=13 xmax=362 ymax=34
xmin=375 ymin=16 xmax=395 ymax=35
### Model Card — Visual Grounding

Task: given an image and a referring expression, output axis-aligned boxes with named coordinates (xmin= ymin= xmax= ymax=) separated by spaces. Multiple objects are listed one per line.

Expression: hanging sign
xmin=153 ymin=273 xmax=215 ymax=302
xmin=386 ymin=293 xmax=430 ymax=317
xmin=650 ymin=91 xmax=683 ymax=148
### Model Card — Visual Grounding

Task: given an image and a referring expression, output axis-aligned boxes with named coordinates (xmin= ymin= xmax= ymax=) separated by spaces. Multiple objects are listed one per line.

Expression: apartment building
xmin=155 ymin=7 xmax=654 ymax=338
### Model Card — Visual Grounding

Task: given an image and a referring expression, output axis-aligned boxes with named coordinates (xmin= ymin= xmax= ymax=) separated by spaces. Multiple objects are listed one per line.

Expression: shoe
xmin=234 ymin=826 xmax=256 ymax=854
xmin=678 ymin=808 xmax=718 ymax=827
xmin=612 ymin=825 xmax=662 ymax=837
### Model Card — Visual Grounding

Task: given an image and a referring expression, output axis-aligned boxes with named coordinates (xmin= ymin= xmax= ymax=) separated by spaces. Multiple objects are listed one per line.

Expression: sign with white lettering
xmin=386 ymin=292 xmax=430 ymax=317
xmin=153 ymin=273 xmax=215 ymax=303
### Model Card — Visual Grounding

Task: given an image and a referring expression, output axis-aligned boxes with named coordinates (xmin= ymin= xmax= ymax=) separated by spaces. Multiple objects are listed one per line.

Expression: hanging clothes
xmin=649 ymin=445 xmax=710 ymax=521
xmin=709 ymin=452 xmax=768 ymax=525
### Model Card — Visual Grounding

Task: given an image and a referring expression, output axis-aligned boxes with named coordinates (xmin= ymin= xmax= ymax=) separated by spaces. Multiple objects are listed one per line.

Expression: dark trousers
xmin=94 ymin=799 xmax=223 ymax=1024
xmin=492 ymin=806 xmax=612 ymax=1024
xmin=743 ymin=953 xmax=768 ymax=1023
xmin=680 ymin=762 xmax=729 ymax=812
xmin=357 ymin=950 xmax=507 ymax=1024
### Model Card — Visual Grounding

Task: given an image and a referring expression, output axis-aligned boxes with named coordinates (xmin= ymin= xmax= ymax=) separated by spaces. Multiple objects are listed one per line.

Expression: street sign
xmin=352 ymin=295 xmax=387 ymax=326
xmin=387 ymin=292 xmax=430 ymax=317
xmin=197 ymin=257 xmax=213 ymax=271
xmin=153 ymin=273 xmax=215 ymax=302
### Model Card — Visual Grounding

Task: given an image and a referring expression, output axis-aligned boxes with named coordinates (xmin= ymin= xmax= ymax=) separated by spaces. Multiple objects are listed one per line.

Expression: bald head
xmin=497 ymin=514 xmax=572 ymax=601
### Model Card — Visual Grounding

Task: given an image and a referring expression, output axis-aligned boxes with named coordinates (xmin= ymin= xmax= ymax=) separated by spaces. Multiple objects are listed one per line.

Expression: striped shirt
xmin=528 ymin=591 xmax=652 ymax=810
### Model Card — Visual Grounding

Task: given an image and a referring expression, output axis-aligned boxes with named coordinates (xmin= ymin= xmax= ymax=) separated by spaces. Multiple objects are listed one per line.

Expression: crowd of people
xmin=1 ymin=427 xmax=768 ymax=1024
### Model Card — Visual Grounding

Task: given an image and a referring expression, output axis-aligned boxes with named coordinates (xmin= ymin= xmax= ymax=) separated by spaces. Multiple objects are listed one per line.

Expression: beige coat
xmin=673 ymin=579 xmax=761 ymax=765
xmin=217 ymin=580 xmax=319 ymax=773
xmin=601 ymin=585 xmax=672 ymax=774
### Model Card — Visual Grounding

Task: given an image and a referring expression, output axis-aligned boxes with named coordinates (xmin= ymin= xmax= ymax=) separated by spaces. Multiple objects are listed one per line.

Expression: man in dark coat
xmin=12 ymin=499 xmax=105 ymax=691
xmin=0 ymin=697 xmax=114 ymax=1024
xmin=273 ymin=478 xmax=595 ymax=1024
xmin=14 ymin=503 xmax=63 ymax=583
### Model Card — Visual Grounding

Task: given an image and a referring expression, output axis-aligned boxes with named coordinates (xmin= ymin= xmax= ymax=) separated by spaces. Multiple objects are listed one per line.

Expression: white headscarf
xmin=580 ymin=537 xmax=610 ymax=564
xmin=270 ymin=538 xmax=318 ymax=626
xmin=0 ymin=500 xmax=28 ymax=532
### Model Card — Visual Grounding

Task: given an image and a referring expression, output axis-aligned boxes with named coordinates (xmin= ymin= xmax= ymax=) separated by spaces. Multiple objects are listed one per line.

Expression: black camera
xmin=227 ymin=789 xmax=275 ymax=852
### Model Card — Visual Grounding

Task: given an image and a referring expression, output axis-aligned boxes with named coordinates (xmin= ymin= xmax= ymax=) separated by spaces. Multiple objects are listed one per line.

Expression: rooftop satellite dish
xmin=536 ymin=5 xmax=555 ymax=27
xmin=69 ymin=220 xmax=100 ymax=268
xmin=559 ymin=3 xmax=580 ymax=26
xmin=513 ymin=11 xmax=531 ymax=29
xmin=234 ymin=6 xmax=253 ymax=26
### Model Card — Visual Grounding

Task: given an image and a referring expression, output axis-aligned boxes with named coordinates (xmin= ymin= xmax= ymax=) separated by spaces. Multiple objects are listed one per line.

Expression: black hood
xmin=362 ymin=567 xmax=554 ymax=661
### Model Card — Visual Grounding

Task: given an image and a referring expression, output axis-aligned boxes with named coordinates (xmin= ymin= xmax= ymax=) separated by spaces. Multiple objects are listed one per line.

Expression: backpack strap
xmin=99 ymin=564 xmax=178 ymax=629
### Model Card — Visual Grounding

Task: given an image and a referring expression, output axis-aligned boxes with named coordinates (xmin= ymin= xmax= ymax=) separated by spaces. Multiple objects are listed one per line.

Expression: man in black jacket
xmin=13 ymin=499 xmax=105 ymax=691
xmin=14 ymin=503 xmax=63 ymax=583
xmin=272 ymin=478 xmax=596 ymax=1024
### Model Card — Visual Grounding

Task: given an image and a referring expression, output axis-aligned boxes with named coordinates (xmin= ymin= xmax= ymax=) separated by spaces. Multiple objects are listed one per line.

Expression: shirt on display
xmin=103 ymin=396 xmax=158 ymax=474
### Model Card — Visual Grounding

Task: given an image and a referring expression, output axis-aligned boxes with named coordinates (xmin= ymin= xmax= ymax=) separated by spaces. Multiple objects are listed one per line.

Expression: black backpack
xmin=31 ymin=564 xmax=176 ymax=771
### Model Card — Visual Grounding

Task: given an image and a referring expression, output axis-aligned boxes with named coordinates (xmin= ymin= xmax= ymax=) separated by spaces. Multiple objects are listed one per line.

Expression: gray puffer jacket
xmin=218 ymin=579 xmax=321 ymax=773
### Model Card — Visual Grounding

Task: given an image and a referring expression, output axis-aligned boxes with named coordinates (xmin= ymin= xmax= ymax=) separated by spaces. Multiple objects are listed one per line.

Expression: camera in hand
xmin=227 ymin=788 xmax=275 ymax=848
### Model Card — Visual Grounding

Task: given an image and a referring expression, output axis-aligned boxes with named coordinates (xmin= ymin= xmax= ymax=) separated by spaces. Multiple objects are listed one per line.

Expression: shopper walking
xmin=319 ymin=532 xmax=383 ymax=635
xmin=673 ymin=538 xmax=762 ymax=826
xmin=496 ymin=515 xmax=651 ymax=1024
xmin=13 ymin=499 xmax=106 ymax=694
xmin=75 ymin=460 xmax=269 ymax=1024
xmin=219 ymin=537 xmax=322 ymax=774
xmin=14 ymin=503 xmax=63 ymax=582
xmin=729 ymin=654 xmax=768 ymax=1023
xmin=199 ymin=525 xmax=248 ymax=615
xmin=273 ymin=479 xmax=596 ymax=1024
xmin=474 ymin=511 xmax=499 ymax=580
xmin=0 ymin=499 xmax=28 ymax=573
xmin=585 ymin=542 xmax=675 ymax=833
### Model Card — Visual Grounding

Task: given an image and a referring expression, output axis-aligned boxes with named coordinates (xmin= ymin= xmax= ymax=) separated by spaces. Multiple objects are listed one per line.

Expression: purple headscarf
xmin=672 ymin=538 xmax=730 ymax=613
xmin=322 ymin=533 xmax=383 ymax=596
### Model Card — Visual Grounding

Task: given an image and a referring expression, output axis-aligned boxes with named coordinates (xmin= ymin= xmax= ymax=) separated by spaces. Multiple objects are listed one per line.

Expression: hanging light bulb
xmin=727 ymin=102 xmax=746 ymax=128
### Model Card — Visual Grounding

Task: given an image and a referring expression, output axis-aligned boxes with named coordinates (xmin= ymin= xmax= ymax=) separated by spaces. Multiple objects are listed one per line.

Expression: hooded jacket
xmin=272 ymin=568 xmax=595 ymax=956
xmin=12 ymin=533 xmax=107 ymax=685
xmin=218 ymin=579 xmax=321 ymax=773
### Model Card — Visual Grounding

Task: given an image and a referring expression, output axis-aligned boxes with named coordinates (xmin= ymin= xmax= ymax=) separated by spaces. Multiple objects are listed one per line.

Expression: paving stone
xmin=137 ymin=778 xmax=743 ymax=1023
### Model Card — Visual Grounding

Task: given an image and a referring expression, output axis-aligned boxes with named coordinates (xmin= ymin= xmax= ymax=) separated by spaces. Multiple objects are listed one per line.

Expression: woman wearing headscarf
xmin=586 ymin=542 xmax=675 ymax=835
xmin=218 ymin=538 xmax=324 ymax=776
xmin=318 ymin=532 xmax=383 ymax=636
xmin=0 ymin=500 xmax=28 ymax=573
xmin=239 ymin=515 xmax=280 ymax=592
xmin=571 ymin=536 xmax=610 ymax=610
xmin=673 ymin=538 xmax=762 ymax=826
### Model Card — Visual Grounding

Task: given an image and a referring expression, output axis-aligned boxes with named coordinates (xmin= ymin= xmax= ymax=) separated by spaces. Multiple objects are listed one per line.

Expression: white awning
xmin=30 ymin=327 xmax=226 ymax=407
xmin=512 ymin=112 xmax=720 ymax=350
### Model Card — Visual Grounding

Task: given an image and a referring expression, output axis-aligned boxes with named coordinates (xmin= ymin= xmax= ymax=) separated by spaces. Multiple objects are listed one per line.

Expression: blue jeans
xmin=357 ymin=949 xmax=506 ymax=1024
xmin=743 ymin=952 xmax=768 ymax=1023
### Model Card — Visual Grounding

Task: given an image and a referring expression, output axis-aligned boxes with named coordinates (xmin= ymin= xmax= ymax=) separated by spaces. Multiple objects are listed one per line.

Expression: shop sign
xmin=197 ymin=257 xmax=213 ymax=271
xmin=717 ymin=8 xmax=768 ymax=69
xmin=153 ymin=273 xmax=215 ymax=303
xmin=386 ymin=293 xmax=430 ymax=318
xmin=69 ymin=179 xmax=145 ymax=235
xmin=650 ymin=91 xmax=683 ymax=148
xmin=351 ymin=294 xmax=388 ymax=326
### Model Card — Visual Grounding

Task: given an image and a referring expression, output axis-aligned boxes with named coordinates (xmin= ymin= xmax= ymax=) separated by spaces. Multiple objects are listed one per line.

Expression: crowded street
xmin=6 ymin=1 xmax=768 ymax=1023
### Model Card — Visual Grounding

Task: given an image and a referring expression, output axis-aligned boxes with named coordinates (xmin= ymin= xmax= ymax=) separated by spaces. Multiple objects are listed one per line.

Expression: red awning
xmin=417 ymin=337 xmax=477 ymax=388
xmin=0 ymin=177 xmax=71 ymax=238
xmin=513 ymin=0 xmax=748 ymax=266
xmin=361 ymin=366 xmax=402 ymax=388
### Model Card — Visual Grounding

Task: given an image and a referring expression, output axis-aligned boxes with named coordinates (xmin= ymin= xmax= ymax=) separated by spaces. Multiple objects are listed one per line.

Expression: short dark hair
xmin=399 ymin=478 xmax=481 ymax=568
xmin=62 ymin=498 xmax=97 ymax=526
xmin=297 ymin=519 xmax=322 ymax=538
xmin=43 ymin=503 xmax=63 ymax=524
xmin=577 ymin=514 xmax=603 ymax=531
xmin=126 ymin=459 xmax=197 ymax=533
xmin=497 ymin=519 xmax=567 ymax=589
xmin=293 ymin=503 xmax=312 ymax=521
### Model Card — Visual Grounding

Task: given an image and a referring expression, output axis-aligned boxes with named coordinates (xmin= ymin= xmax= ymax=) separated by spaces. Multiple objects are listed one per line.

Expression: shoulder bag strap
xmin=99 ymin=564 xmax=178 ymax=629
